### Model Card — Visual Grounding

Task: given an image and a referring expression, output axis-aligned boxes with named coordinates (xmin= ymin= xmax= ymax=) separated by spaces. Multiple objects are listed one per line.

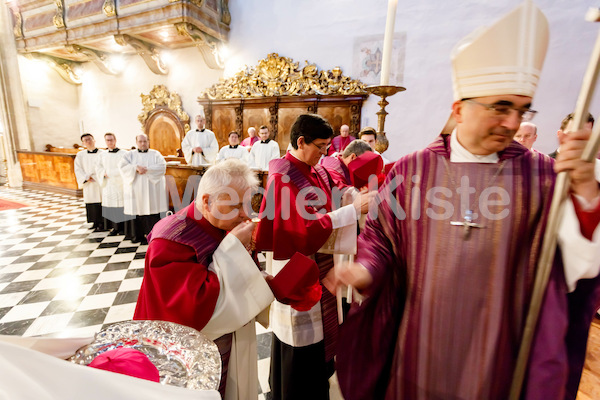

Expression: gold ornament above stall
xmin=201 ymin=53 xmax=367 ymax=99
xmin=138 ymin=85 xmax=190 ymax=132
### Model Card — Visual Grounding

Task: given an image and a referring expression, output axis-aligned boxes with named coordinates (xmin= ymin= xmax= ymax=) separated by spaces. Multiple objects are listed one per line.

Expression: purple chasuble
xmin=335 ymin=135 xmax=589 ymax=400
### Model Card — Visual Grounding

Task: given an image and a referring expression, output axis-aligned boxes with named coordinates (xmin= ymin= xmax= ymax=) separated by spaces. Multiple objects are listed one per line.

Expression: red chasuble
xmin=327 ymin=135 xmax=356 ymax=156
xmin=133 ymin=204 xmax=223 ymax=333
xmin=321 ymin=155 xmax=352 ymax=190
xmin=255 ymin=152 xmax=333 ymax=260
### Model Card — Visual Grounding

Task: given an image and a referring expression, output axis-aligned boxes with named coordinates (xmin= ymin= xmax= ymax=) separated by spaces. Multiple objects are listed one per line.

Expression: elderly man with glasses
xmin=331 ymin=3 xmax=600 ymax=400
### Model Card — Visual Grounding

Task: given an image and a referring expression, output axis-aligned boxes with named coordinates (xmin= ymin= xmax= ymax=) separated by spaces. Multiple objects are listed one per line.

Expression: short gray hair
xmin=196 ymin=158 xmax=259 ymax=202
xmin=342 ymin=139 xmax=372 ymax=158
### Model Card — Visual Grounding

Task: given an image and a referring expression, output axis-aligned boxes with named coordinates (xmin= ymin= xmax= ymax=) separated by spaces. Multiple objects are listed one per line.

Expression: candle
xmin=380 ymin=0 xmax=398 ymax=85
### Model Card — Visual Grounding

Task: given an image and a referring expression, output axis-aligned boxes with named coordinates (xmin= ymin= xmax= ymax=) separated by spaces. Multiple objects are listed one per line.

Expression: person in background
xmin=216 ymin=131 xmax=247 ymax=163
xmin=248 ymin=125 xmax=280 ymax=170
xmin=97 ymin=132 xmax=127 ymax=235
xmin=359 ymin=126 xmax=391 ymax=165
xmin=74 ymin=133 xmax=105 ymax=232
xmin=327 ymin=124 xmax=356 ymax=156
xmin=549 ymin=112 xmax=594 ymax=159
xmin=241 ymin=126 xmax=259 ymax=150
xmin=181 ymin=114 xmax=219 ymax=165
xmin=119 ymin=134 xmax=167 ymax=245
xmin=514 ymin=122 xmax=538 ymax=150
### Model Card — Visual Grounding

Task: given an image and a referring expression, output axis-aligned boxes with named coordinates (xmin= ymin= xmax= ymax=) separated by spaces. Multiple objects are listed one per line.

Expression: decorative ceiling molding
xmin=201 ymin=53 xmax=367 ymax=100
xmin=138 ymin=85 xmax=190 ymax=131
xmin=102 ymin=0 xmax=117 ymax=17
xmin=175 ymin=22 xmax=223 ymax=70
xmin=53 ymin=0 xmax=65 ymax=29
xmin=25 ymin=53 xmax=82 ymax=85
xmin=11 ymin=8 xmax=23 ymax=39
xmin=65 ymin=44 xmax=122 ymax=75
xmin=114 ymin=34 xmax=168 ymax=75
xmin=220 ymin=0 xmax=230 ymax=25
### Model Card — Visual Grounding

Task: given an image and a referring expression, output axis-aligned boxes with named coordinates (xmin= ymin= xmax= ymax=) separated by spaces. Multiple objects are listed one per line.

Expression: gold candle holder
xmin=365 ymin=85 xmax=405 ymax=135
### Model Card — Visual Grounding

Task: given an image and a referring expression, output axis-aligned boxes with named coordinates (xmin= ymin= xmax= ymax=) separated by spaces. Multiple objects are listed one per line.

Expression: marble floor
xmin=0 ymin=187 xmax=597 ymax=399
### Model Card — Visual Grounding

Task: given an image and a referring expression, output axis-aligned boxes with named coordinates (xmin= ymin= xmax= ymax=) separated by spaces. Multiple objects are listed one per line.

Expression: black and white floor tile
xmin=0 ymin=187 xmax=278 ymax=399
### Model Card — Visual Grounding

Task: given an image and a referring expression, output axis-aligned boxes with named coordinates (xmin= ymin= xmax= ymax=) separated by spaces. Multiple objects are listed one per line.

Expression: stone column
xmin=0 ymin=2 xmax=31 ymax=187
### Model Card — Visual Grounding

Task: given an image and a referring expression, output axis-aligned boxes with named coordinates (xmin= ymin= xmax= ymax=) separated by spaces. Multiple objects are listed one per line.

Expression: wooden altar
xmin=17 ymin=150 xmax=81 ymax=197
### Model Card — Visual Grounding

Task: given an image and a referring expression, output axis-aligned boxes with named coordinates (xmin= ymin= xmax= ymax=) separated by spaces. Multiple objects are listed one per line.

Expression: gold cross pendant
xmin=450 ymin=210 xmax=484 ymax=240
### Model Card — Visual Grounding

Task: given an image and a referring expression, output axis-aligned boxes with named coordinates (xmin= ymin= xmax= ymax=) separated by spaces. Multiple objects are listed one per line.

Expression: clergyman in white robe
xmin=97 ymin=147 xmax=127 ymax=234
xmin=182 ymin=128 xmax=219 ymax=166
xmin=74 ymin=136 xmax=105 ymax=231
xmin=248 ymin=139 xmax=280 ymax=171
xmin=118 ymin=148 xmax=167 ymax=243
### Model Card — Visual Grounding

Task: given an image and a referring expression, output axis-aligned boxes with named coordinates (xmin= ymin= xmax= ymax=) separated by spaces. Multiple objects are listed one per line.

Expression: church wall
xmin=17 ymin=56 xmax=80 ymax=152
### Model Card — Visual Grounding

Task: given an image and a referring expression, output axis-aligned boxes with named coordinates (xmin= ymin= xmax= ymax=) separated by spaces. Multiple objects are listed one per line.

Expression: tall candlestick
xmin=380 ymin=0 xmax=398 ymax=85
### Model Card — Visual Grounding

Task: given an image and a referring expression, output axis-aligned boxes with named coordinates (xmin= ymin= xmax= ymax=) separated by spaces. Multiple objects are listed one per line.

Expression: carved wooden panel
xmin=242 ymin=107 xmax=270 ymax=140
xmin=211 ymin=107 xmax=237 ymax=148
xmin=277 ymin=107 xmax=308 ymax=152
xmin=147 ymin=114 xmax=181 ymax=156
xmin=316 ymin=105 xmax=353 ymax=137
xmin=200 ymin=95 xmax=366 ymax=154
xmin=17 ymin=151 xmax=81 ymax=196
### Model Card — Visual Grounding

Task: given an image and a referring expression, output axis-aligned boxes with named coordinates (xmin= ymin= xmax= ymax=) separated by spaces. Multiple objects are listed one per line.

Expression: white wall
xmin=226 ymin=0 xmax=600 ymax=159
xmin=17 ymin=0 xmax=600 ymax=158
xmin=17 ymin=56 xmax=80 ymax=151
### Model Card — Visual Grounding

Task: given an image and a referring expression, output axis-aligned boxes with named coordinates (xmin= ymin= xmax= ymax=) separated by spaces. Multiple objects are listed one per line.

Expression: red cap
xmin=348 ymin=152 xmax=384 ymax=189
xmin=268 ymin=252 xmax=322 ymax=312
xmin=88 ymin=347 xmax=160 ymax=382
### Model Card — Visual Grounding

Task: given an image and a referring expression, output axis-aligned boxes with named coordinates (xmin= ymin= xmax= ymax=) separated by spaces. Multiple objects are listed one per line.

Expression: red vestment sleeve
xmin=133 ymin=238 xmax=221 ymax=332
xmin=570 ymin=193 xmax=600 ymax=240
xmin=255 ymin=173 xmax=333 ymax=260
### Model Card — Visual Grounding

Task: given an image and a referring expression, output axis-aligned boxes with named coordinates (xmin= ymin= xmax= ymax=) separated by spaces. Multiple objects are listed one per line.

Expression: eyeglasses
xmin=465 ymin=99 xmax=537 ymax=122
xmin=310 ymin=142 xmax=331 ymax=154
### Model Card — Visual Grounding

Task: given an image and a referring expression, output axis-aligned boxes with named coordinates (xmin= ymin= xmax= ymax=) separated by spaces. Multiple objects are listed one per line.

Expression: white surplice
xmin=96 ymin=149 xmax=126 ymax=207
xmin=248 ymin=140 xmax=280 ymax=171
xmin=450 ymin=130 xmax=600 ymax=292
xmin=216 ymin=145 xmax=248 ymax=163
xmin=202 ymin=233 xmax=275 ymax=400
xmin=181 ymin=129 xmax=219 ymax=166
xmin=118 ymin=149 xmax=167 ymax=216
xmin=74 ymin=149 xmax=104 ymax=203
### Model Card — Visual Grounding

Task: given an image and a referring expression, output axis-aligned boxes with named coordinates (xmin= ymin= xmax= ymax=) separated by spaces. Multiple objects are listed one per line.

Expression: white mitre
xmin=451 ymin=1 xmax=549 ymax=100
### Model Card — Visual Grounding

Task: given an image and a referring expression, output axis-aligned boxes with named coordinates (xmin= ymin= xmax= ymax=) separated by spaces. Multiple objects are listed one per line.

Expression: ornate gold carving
xmin=11 ymin=8 xmax=23 ymax=38
xmin=102 ymin=0 xmax=117 ymax=17
xmin=221 ymin=0 xmax=231 ymax=25
xmin=189 ymin=0 xmax=204 ymax=7
xmin=53 ymin=0 xmax=65 ymax=29
xmin=25 ymin=53 xmax=81 ymax=85
xmin=202 ymin=53 xmax=367 ymax=100
xmin=175 ymin=22 xmax=223 ymax=70
xmin=114 ymin=34 xmax=168 ymax=75
xmin=138 ymin=85 xmax=190 ymax=131
xmin=66 ymin=44 xmax=121 ymax=75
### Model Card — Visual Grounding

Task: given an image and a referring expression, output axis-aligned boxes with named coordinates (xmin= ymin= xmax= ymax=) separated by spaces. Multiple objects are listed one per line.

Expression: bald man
xmin=514 ymin=122 xmax=538 ymax=150
xmin=118 ymin=134 xmax=167 ymax=244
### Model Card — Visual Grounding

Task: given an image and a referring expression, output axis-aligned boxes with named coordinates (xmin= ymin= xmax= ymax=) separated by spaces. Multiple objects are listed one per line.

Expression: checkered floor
xmin=0 ymin=187 xmax=274 ymax=399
